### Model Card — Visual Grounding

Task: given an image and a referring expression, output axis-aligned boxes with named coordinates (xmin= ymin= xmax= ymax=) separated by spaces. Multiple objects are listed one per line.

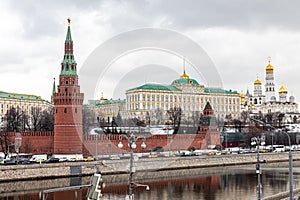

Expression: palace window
xmin=64 ymin=108 xmax=67 ymax=113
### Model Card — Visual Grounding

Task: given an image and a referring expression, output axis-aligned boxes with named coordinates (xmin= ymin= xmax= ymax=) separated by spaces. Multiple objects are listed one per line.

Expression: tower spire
xmin=180 ymin=57 xmax=189 ymax=79
xmin=52 ymin=78 xmax=56 ymax=96
xmin=60 ymin=18 xmax=77 ymax=76
xmin=66 ymin=18 xmax=72 ymax=43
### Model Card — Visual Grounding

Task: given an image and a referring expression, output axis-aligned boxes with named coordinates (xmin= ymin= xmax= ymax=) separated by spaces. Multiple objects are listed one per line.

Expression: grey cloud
xmin=105 ymin=0 xmax=300 ymax=31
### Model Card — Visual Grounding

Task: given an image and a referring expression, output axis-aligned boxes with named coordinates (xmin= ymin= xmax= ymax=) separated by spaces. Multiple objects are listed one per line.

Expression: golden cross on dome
xmin=67 ymin=18 xmax=71 ymax=26
xmin=268 ymin=56 xmax=271 ymax=64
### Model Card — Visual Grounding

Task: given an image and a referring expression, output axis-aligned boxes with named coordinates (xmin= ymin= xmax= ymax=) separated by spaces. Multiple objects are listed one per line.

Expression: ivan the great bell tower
xmin=53 ymin=19 xmax=84 ymax=155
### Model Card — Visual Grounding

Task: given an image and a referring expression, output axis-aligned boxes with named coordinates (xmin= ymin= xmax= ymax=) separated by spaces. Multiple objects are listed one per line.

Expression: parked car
xmin=84 ymin=157 xmax=95 ymax=162
xmin=4 ymin=159 xmax=17 ymax=165
xmin=21 ymin=159 xmax=32 ymax=165
xmin=109 ymin=155 xmax=120 ymax=160
xmin=46 ymin=157 xmax=59 ymax=163
xmin=148 ymin=154 xmax=158 ymax=158
xmin=59 ymin=157 xmax=68 ymax=162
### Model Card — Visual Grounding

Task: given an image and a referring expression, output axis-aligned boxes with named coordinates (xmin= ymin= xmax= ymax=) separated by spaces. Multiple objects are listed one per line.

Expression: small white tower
xmin=254 ymin=75 xmax=262 ymax=96
xmin=279 ymin=84 xmax=288 ymax=102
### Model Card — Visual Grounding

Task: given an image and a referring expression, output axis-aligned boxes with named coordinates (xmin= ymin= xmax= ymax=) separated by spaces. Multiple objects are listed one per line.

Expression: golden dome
xmin=266 ymin=57 xmax=274 ymax=71
xmin=100 ymin=92 xmax=105 ymax=100
xmin=279 ymin=84 xmax=288 ymax=94
xmin=254 ymin=78 xmax=261 ymax=85
xmin=180 ymin=69 xmax=189 ymax=79
xmin=266 ymin=64 xmax=274 ymax=70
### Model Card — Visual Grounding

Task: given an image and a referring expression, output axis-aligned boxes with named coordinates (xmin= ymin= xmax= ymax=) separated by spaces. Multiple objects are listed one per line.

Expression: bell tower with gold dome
xmin=265 ymin=57 xmax=275 ymax=101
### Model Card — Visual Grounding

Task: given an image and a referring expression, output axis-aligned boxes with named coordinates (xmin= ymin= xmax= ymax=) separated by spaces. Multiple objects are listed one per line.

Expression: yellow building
xmin=0 ymin=91 xmax=53 ymax=126
xmin=125 ymin=70 xmax=241 ymax=123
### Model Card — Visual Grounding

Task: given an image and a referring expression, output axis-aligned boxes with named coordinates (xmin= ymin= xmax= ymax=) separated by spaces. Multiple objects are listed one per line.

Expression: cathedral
xmin=241 ymin=59 xmax=299 ymax=123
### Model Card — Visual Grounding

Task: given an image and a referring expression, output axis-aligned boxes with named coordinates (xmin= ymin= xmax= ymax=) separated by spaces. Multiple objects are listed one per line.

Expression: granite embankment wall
xmin=0 ymin=152 xmax=299 ymax=182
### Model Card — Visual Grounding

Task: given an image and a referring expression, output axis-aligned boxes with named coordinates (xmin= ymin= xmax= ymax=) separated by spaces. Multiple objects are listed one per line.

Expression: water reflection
xmin=0 ymin=162 xmax=299 ymax=200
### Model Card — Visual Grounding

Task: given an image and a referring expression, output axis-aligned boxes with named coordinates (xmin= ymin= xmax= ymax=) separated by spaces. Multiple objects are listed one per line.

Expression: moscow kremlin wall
xmin=1 ymin=20 xmax=220 ymax=157
xmin=4 ymin=101 xmax=220 ymax=157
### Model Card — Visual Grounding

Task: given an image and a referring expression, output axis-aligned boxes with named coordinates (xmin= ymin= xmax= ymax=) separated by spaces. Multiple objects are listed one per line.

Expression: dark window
xmin=75 ymin=108 xmax=77 ymax=113
xmin=66 ymin=81 xmax=68 ymax=85
xmin=64 ymin=108 xmax=67 ymax=113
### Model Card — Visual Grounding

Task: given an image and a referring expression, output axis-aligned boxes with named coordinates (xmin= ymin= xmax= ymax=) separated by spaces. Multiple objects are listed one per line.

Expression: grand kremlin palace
xmin=0 ymin=91 xmax=52 ymax=127
xmin=125 ymin=70 xmax=241 ymax=121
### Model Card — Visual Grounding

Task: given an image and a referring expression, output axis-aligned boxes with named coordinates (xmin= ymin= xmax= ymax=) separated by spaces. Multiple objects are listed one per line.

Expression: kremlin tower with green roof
xmin=52 ymin=19 xmax=84 ymax=155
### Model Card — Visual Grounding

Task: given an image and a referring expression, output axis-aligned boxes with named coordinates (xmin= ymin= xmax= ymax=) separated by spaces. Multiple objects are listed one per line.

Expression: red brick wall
xmin=82 ymin=133 xmax=213 ymax=156
xmin=2 ymin=130 xmax=219 ymax=156
xmin=1 ymin=132 xmax=54 ymax=155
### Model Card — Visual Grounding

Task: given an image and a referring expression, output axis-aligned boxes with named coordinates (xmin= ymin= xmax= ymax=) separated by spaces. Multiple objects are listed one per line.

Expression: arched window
xmin=64 ymin=108 xmax=67 ymax=113
xmin=75 ymin=108 xmax=77 ymax=113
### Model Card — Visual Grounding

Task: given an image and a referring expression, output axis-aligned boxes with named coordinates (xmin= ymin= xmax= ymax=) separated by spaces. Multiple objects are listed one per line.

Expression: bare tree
xmin=40 ymin=108 xmax=54 ymax=131
xmin=4 ymin=107 xmax=22 ymax=132
xmin=167 ymin=106 xmax=182 ymax=134
xmin=0 ymin=132 xmax=11 ymax=158
xmin=240 ymin=111 xmax=249 ymax=124
xmin=82 ymin=106 xmax=97 ymax=134
xmin=243 ymin=124 xmax=264 ymax=147
xmin=30 ymin=107 xmax=42 ymax=131
xmin=276 ymin=112 xmax=285 ymax=128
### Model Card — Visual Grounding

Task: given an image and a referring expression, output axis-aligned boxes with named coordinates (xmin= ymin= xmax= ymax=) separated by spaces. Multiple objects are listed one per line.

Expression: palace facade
xmin=125 ymin=70 xmax=241 ymax=123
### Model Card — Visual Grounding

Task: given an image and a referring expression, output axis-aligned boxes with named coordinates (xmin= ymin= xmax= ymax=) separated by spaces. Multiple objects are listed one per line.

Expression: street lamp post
xmin=118 ymin=132 xmax=148 ymax=200
xmin=250 ymin=118 xmax=293 ymax=200
xmin=251 ymin=136 xmax=265 ymax=200
xmin=282 ymin=131 xmax=293 ymax=200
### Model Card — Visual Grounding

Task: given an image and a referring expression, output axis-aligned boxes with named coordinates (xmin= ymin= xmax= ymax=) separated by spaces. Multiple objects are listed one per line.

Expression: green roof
xmin=128 ymin=84 xmax=181 ymax=92
xmin=204 ymin=87 xmax=238 ymax=95
xmin=66 ymin=25 xmax=72 ymax=43
xmin=0 ymin=91 xmax=47 ymax=101
xmin=171 ymin=78 xmax=200 ymax=86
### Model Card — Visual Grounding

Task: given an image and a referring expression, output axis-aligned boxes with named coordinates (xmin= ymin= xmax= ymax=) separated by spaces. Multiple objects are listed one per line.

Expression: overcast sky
xmin=1 ymin=0 xmax=300 ymax=103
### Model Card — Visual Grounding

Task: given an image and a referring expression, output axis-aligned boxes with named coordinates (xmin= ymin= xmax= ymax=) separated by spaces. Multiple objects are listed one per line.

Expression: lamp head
xmin=131 ymin=142 xmax=137 ymax=149
xmin=141 ymin=141 xmax=146 ymax=149
xmin=146 ymin=186 xmax=150 ymax=191
xmin=118 ymin=141 xmax=123 ymax=149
